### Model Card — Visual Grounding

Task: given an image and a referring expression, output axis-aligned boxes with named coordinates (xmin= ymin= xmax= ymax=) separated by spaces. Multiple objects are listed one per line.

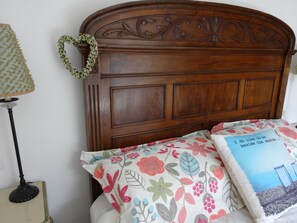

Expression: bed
xmin=77 ymin=1 xmax=297 ymax=222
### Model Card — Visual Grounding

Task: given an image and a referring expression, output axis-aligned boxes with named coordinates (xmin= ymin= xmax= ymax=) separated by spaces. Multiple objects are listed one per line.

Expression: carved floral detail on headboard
xmin=102 ymin=16 xmax=191 ymax=40
xmin=197 ymin=17 xmax=282 ymax=45
xmin=96 ymin=15 xmax=284 ymax=47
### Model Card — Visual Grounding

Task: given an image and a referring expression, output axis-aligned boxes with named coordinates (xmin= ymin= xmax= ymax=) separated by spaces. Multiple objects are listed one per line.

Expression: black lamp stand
xmin=0 ymin=98 xmax=39 ymax=203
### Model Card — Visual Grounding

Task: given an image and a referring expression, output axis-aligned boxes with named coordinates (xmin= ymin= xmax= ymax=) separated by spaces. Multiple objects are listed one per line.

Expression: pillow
xmin=211 ymin=119 xmax=297 ymax=158
xmin=211 ymin=129 xmax=297 ymax=223
xmin=211 ymin=119 xmax=291 ymax=135
xmin=81 ymin=130 xmax=244 ymax=223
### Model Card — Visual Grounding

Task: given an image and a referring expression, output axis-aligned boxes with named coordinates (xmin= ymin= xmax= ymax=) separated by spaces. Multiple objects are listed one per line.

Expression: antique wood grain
xmin=111 ymin=85 xmax=165 ymax=126
xmin=78 ymin=0 xmax=296 ymax=201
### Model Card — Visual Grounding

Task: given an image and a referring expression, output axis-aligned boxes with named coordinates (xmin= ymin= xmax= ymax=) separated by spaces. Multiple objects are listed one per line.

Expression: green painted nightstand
xmin=0 ymin=181 xmax=53 ymax=223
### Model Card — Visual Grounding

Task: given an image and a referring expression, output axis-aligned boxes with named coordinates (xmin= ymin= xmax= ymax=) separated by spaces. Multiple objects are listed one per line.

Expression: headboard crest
xmin=96 ymin=15 xmax=284 ymax=47
xmin=81 ymin=0 xmax=294 ymax=49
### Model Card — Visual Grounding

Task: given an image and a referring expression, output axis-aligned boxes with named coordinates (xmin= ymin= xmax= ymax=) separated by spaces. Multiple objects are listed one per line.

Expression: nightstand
xmin=0 ymin=181 xmax=53 ymax=223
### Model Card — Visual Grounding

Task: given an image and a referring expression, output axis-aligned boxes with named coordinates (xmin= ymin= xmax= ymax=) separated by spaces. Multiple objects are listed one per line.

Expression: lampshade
xmin=0 ymin=24 xmax=35 ymax=98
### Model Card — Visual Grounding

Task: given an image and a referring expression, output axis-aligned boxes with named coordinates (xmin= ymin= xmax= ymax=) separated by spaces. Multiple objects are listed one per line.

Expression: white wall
xmin=0 ymin=0 xmax=296 ymax=223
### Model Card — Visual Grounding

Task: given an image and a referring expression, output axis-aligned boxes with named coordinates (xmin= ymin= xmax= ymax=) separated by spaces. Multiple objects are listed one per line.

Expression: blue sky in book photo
xmin=226 ymin=129 xmax=297 ymax=192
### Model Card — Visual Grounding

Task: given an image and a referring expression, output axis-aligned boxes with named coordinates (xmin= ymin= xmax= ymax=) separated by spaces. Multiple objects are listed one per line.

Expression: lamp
xmin=0 ymin=24 xmax=39 ymax=203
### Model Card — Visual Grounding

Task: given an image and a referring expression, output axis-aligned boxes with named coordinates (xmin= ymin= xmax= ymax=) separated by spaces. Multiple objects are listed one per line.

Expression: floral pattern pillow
xmin=81 ymin=130 xmax=244 ymax=223
xmin=211 ymin=119 xmax=297 ymax=156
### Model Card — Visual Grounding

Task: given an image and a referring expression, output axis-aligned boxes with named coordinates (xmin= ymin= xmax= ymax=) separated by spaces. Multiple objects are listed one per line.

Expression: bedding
xmin=82 ymin=130 xmax=244 ymax=223
xmin=90 ymin=193 xmax=115 ymax=223
xmin=211 ymin=121 xmax=297 ymax=223
xmin=91 ymin=194 xmax=297 ymax=223
xmin=86 ymin=119 xmax=297 ymax=223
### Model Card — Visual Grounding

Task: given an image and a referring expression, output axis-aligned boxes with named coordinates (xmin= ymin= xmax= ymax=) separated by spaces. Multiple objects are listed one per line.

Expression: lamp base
xmin=9 ymin=182 xmax=39 ymax=203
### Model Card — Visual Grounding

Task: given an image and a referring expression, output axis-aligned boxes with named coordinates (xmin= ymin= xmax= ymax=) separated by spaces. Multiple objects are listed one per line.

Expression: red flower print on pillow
xmin=94 ymin=164 xmax=104 ymax=179
xmin=186 ymin=142 xmax=211 ymax=156
xmin=242 ymin=127 xmax=255 ymax=133
xmin=278 ymin=127 xmax=297 ymax=139
xmin=127 ymin=152 xmax=140 ymax=159
xmin=137 ymin=156 xmax=165 ymax=176
xmin=110 ymin=156 xmax=122 ymax=163
xmin=211 ymin=123 xmax=224 ymax=134
xmin=210 ymin=209 xmax=227 ymax=220
xmin=120 ymin=146 xmax=138 ymax=153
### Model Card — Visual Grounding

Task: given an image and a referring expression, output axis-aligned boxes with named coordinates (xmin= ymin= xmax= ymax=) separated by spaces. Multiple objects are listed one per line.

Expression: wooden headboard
xmin=78 ymin=0 xmax=296 ymax=200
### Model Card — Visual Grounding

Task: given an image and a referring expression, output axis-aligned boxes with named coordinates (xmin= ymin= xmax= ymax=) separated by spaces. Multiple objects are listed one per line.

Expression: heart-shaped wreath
xmin=58 ymin=34 xmax=98 ymax=79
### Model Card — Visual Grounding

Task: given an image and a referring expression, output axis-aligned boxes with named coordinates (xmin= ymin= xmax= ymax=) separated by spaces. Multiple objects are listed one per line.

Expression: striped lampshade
xmin=0 ymin=24 xmax=35 ymax=98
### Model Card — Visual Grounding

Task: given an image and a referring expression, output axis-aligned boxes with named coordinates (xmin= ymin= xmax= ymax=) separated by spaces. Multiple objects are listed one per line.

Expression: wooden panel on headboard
xmin=78 ymin=0 xmax=296 ymax=200
xmin=111 ymin=85 xmax=165 ymax=126
xmin=173 ymin=80 xmax=240 ymax=117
